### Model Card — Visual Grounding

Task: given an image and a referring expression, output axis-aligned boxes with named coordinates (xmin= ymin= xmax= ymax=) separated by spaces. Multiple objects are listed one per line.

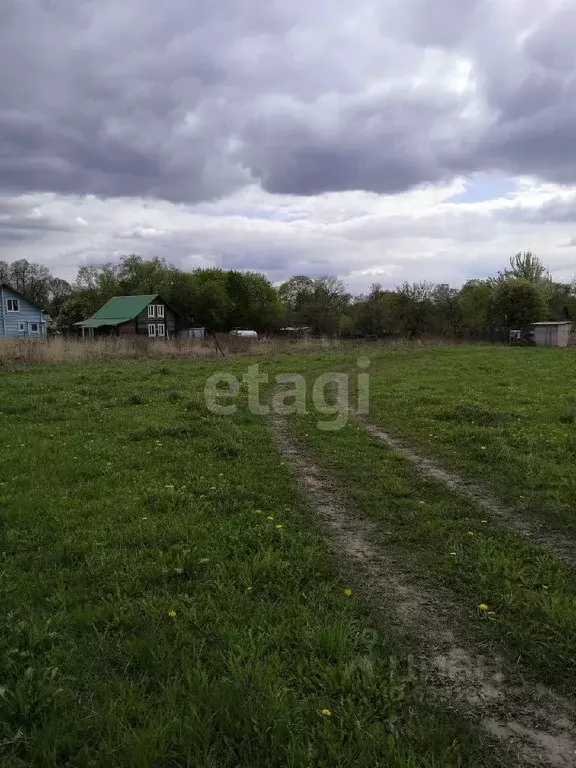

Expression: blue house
xmin=0 ymin=283 xmax=48 ymax=338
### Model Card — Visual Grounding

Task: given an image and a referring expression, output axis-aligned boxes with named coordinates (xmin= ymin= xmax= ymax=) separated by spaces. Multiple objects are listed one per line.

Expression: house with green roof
xmin=76 ymin=294 xmax=181 ymax=339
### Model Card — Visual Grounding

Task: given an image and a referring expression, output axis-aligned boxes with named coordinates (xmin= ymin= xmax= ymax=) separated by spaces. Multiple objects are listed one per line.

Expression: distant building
xmin=0 ymin=283 xmax=48 ymax=338
xmin=179 ymin=327 xmax=205 ymax=340
xmin=509 ymin=328 xmax=535 ymax=344
xmin=532 ymin=321 xmax=572 ymax=347
xmin=76 ymin=294 xmax=181 ymax=339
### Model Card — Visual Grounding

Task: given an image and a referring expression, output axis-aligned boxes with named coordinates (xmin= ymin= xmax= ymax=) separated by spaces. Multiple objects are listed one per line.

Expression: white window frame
xmin=157 ymin=323 xmax=165 ymax=337
xmin=17 ymin=322 xmax=25 ymax=333
xmin=6 ymin=298 xmax=19 ymax=312
xmin=29 ymin=322 xmax=39 ymax=334
xmin=148 ymin=323 xmax=156 ymax=337
xmin=148 ymin=304 xmax=156 ymax=318
xmin=156 ymin=304 xmax=165 ymax=319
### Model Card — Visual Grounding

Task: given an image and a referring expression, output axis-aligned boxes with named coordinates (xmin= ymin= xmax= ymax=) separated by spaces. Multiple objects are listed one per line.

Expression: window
xmin=148 ymin=323 xmax=156 ymax=337
xmin=148 ymin=304 xmax=156 ymax=318
xmin=6 ymin=298 xmax=19 ymax=312
xmin=157 ymin=324 xmax=165 ymax=337
xmin=18 ymin=322 xmax=25 ymax=333
xmin=156 ymin=304 xmax=165 ymax=319
xmin=30 ymin=323 xmax=39 ymax=333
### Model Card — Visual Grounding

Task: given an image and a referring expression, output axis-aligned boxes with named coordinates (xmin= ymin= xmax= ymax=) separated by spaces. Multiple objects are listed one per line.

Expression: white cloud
xmin=3 ymin=178 xmax=576 ymax=292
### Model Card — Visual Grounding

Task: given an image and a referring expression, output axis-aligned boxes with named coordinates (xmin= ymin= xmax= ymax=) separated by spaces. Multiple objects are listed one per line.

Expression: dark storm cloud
xmin=0 ymin=197 xmax=71 ymax=244
xmin=1 ymin=0 xmax=575 ymax=205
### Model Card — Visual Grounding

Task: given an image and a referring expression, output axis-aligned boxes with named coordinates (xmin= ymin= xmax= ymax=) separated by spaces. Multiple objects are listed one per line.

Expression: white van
xmin=229 ymin=329 xmax=258 ymax=338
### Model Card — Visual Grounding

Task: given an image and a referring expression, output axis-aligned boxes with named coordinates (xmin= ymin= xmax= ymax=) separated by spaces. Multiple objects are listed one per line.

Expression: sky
xmin=2 ymin=0 xmax=576 ymax=293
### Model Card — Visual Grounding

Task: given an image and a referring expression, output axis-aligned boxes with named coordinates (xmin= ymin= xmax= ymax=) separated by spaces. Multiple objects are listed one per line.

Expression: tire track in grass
xmin=352 ymin=413 xmax=576 ymax=569
xmin=271 ymin=409 xmax=576 ymax=768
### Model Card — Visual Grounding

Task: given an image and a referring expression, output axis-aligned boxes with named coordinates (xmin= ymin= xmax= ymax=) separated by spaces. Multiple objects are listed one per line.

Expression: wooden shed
xmin=76 ymin=294 xmax=180 ymax=339
xmin=532 ymin=321 xmax=572 ymax=347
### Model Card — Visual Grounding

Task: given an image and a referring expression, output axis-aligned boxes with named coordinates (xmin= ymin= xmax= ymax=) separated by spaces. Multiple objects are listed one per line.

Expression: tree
xmin=226 ymin=271 xmax=283 ymax=332
xmin=278 ymin=275 xmax=349 ymax=335
xmin=47 ymin=278 xmax=73 ymax=316
xmin=503 ymin=251 xmax=551 ymax=283
xmin=352 ymin=283 xmax=399 ymax=337
xmin=117 ymin=254 xmax=174 ymax=295
xmin=278 ymin=275 xmax=315 ymax=313
xmin=492 ymin=278 xmax=547 ymax=331
xmin=457 ymin=280 xmax=494 ymax=339
xmin=430 ymin=284 xmax=463 ymax=336
xmin=186 ymin=269 xmax=231 ymax=331
xmin=394 ymin=282 xmax=435 ymax=338
xmin=55 ymin=295 xmax=95 ymax=334
xmin=76 ymin=263 xmax=122 ymax=306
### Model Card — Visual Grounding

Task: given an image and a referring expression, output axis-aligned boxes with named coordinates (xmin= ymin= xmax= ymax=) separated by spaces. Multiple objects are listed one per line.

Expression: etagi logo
xmin=204 ymin=358 xmax=370 ymax=431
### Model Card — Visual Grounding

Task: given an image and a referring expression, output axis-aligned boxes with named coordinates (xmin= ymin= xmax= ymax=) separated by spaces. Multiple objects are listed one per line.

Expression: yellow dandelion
xmin=167 ymin=609 xmax=177 ymax=618
xmin=343 ymin=588 xmax=353 ymax=597
xmin=478 ymin=603 xmax=489 ymax=612
xmin=267 ymin=515 xmax=274 ymax=521
xmin=320 ymin=708 xmax=332 ymax=717
xmin=275 ymin=524 xmax=284 ymax=529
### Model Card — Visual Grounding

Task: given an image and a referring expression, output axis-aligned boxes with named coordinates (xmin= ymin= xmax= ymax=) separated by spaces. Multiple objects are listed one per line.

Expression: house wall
xmin=118 ymin=321 xmax=137 ymax=335
xmin=136 ymin=301 xmax=178 ymax=338
xmin=0 ymin=286 xmax=47 ymax=338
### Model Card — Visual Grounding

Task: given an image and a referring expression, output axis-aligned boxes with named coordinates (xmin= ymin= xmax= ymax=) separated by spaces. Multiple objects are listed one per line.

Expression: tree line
xmin=2 ymin=251 xmax=574 ymax=339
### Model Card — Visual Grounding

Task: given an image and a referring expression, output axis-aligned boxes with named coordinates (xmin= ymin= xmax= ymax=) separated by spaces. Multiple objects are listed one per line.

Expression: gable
xmin=0 ymin=283 xmax=45 ymax=312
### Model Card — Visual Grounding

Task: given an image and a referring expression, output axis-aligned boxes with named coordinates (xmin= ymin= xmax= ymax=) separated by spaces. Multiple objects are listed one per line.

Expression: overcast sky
xmin=2 ymin=0 xmax=576 ymax=292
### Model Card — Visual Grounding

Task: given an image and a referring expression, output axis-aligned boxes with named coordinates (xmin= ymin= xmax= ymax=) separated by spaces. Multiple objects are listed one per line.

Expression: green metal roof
xmin=76 ymin=294 xmax=159 ymax=327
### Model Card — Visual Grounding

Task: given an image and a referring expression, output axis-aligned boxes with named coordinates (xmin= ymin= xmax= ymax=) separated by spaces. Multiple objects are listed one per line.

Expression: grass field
xmin=1 ymin=345 xmax=575 ymax=766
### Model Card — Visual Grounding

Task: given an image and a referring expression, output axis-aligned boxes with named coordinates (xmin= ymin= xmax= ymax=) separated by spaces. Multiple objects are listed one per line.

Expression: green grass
xmin=279 ymin=344 xmax=576 ymax=695
xmin=362 ymin=345 xmax=576 ymax=535
xmin=0 ymin=361 xmax=492 ymax=768
xmin=294 ymin=409 xmax=576 ymax=693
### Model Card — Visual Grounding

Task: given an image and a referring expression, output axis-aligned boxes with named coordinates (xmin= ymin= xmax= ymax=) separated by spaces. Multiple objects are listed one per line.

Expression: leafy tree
xmin=76 ymin=263 xmax=122 ymax=306
xmin=278 ymin=275 xmax=349 ymax=335
xmin=55 ymin=295 xmax=95 ymax=334
xmin=547 ymin=282 xmax=576 ymax=321
xmin=430 ymin=284 xmax=463 ymax=336
xmin=117 ymin=254 xmax=174 ymax=295
xmin=225 ymin=271 xmax=283 ymax=332
xmin=47 ymin=278 xmax=73 ymax=316
xmin=186 ymin=269 xmax=231 ymax=331
xmin=394 ymin=282 xmax=435 ymax=338
xmin=278 ymin=275 xmax=315 ymax=313
xmin=492 ymin=278 xmax=547 ymax=330
xmin=353 ymin=283 xmax=398 ymax=337
xmin=503 ymin=251 xmax=551 ymax=283
xmin=457 ymin=280 xmax=494 ymax=338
